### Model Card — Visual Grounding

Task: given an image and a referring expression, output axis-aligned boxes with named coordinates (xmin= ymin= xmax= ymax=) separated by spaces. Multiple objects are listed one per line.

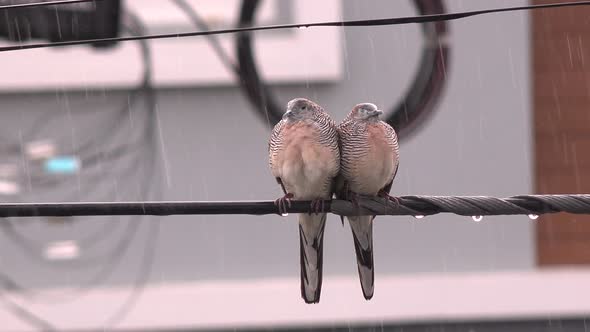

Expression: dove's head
xmin=348 ymin=103 xmax=383 ymax=122
xmin=283 ymin=98 xmax=322 ymax=121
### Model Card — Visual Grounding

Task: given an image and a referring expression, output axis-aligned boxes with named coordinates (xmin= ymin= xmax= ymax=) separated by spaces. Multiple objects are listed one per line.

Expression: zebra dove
xmin=268 ymin=98 xmax=340 ymax=303
xmin=336 ymin=102 xmax=400 ymax=300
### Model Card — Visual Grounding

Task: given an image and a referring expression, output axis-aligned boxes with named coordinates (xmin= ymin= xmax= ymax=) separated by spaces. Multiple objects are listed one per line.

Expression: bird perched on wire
xmin=336 ymin=102 xmax=400 ymax=300
xmin=268 ymin=98 xmax=340 ymax=304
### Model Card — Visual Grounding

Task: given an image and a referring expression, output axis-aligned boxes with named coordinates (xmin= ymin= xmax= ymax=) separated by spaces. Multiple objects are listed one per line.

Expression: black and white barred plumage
xmin=268 ymin=98 xmax=340 ymax=303
xmin=336 ymin=103 xmax=399 ymax=300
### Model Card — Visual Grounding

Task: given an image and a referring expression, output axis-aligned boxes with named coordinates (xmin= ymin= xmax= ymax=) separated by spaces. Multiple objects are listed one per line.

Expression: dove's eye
xmin=301 ymin=106 xmax=307 ymax=110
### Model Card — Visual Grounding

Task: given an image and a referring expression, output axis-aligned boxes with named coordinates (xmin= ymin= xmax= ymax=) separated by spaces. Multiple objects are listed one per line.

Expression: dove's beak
xmin=283 ymin=110 xmax=293 ymax=119
xmin=368 ymin=109 xmax=383 ymax=117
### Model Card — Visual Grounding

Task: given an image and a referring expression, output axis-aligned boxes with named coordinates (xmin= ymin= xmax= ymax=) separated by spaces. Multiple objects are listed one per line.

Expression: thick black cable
xmin=0 ymin=1 xmax=588 ymax=53
xmin=0 ymin=195 xmax=585 ymax=218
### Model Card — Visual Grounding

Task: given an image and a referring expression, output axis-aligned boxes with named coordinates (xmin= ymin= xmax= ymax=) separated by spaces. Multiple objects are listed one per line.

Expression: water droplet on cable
xmin=413 ymin=215 xmax=425 ymax=219
xmin=528 ymin=214 xmax=539 ymax=220
xmin=472 ymin=215 xmax=483 ymax=222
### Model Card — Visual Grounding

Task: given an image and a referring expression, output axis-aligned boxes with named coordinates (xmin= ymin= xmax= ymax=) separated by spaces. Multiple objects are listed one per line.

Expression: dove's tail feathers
xmin=348 ymin=215 xmax=375 ymax=300
xmin=333 ymin=176 xmax=348 ymax=227
xmin=298 ymin=213 xmax=327 ymax=304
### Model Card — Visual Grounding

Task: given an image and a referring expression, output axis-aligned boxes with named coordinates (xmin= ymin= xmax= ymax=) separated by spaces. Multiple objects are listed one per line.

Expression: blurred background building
xmin=0 ymin=0 xmax=587 ymax=331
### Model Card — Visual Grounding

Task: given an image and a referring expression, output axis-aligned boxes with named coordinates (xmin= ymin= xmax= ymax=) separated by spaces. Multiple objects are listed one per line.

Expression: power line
xmin=0 ymin=0 xmax=100 ymax=11
xmin=0 ymin=195 xmax=586 ymax=218
xmin=0 ymin=1 xmax=589 ymax=53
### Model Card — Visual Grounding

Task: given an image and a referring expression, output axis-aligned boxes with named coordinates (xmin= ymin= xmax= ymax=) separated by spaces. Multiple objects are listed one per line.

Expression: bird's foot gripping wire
xmin=342 ymin=185 xmax=361 ymax=209
xmin=275 ymin=193 xmax=294 ymax=215
xmin=343 ymin=189 xmax=363 ymax=217
xmin=309 ymin=198 xmax=327 ymax=216
xmin=378 ymin=190 xmax=400 ymax=208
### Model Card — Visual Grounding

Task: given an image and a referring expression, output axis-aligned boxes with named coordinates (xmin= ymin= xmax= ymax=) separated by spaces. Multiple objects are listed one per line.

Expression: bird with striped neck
xmin=268 ymin=98 xmax=340 ymax=303
xmin=336 ymin=102 xmax=400 ymax=300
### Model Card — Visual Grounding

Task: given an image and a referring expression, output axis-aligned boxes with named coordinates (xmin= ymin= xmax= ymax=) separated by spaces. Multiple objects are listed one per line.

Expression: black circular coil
xmin=236 ymin=0 xmax=450 ymax=142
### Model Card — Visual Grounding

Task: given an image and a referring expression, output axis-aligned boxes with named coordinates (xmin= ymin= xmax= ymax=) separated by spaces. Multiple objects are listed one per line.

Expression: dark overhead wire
xmin=0 ymin=1 xmax=589 ymax=53
xmin=0 ymin=0 xmax=101 ymax=10
xmin=0 ymin=195 xmax=586 ymax=218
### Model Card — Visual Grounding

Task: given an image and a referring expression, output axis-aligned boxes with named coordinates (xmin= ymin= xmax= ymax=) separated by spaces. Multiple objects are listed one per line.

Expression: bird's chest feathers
xmin=351 ymin=126 xmax=396 ymax=194
xmin=277 ymin=123 xmax=336 ymax=197
xmin=367 ymin=127 xmax=395 ymax=167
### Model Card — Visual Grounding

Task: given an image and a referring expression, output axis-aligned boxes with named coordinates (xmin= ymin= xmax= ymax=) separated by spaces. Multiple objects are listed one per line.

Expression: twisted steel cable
xmin=0 ymin=195 xmax=586 ymax=218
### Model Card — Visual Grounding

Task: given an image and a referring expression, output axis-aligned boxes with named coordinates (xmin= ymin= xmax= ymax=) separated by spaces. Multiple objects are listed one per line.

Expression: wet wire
xmin=0 ymin=1 xmax=588 ymax=53
xmin=0 ymin=0 xmax=100 ymax=11
xmin=0 ymin=194 xmax=584 ymax=218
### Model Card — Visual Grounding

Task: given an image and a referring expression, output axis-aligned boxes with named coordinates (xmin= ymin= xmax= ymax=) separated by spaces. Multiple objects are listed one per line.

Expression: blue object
xmin=44 ymin=156 xmax=80 ymax=174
